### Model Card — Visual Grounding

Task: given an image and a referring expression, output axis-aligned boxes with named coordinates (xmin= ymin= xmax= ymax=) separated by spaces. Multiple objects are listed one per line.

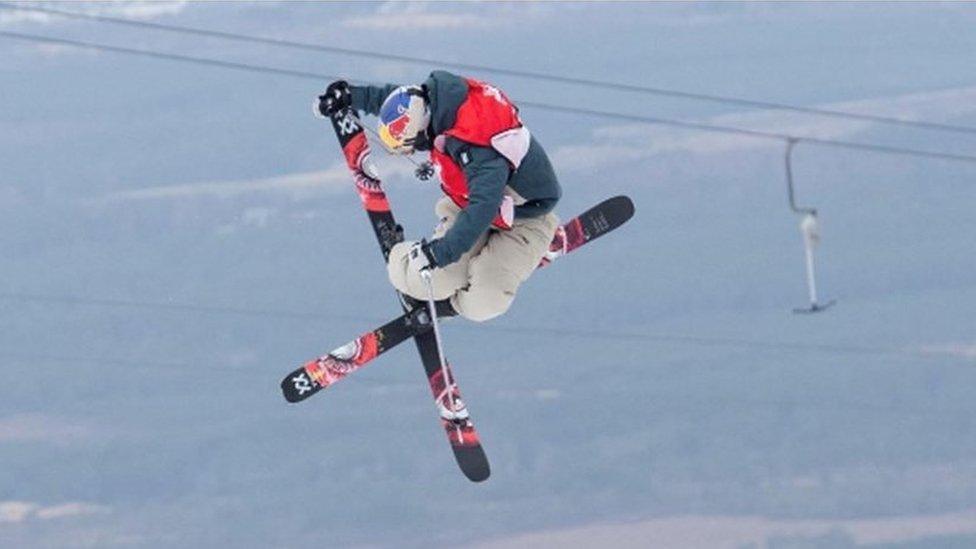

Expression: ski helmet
xmin=377 ymin=85 xmax=430 ymax=155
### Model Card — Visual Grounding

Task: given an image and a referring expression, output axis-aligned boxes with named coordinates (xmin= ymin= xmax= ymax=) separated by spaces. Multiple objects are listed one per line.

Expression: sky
xmin=2 ymin=2 xmax=976 ymax=548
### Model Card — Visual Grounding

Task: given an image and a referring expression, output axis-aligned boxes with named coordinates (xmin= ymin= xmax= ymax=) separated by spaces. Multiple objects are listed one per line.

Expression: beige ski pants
xmin=388 ymin=197 xmax=559 ymax=322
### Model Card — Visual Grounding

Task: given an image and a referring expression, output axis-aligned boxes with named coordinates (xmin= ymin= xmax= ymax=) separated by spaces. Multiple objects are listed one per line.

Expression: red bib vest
xmin=429 ymin=78 xmax=532 ymax=230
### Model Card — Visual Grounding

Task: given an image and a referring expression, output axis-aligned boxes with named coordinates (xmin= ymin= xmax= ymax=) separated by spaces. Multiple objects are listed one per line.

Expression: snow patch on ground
xmin=0 ymin=1 xmax=188 ymax=28
xmin=34 ymin=502 xmax=111 ymax=520
xmin=0 ymin=413 xmax=97 ymax=443
xmin=474 ymin=508 xmax=976 ymax=549
xmin=918 ymin=343 xmax=976 ymax=360
xmin=343 ymin=12 xmax=489 ymax=31
xmin=342 ymin=1 xmax=497 ymax=30
xmin=0 ymin=501 xmax=109 ymax=524
xmin=0 ymin=501 xmax=37 ymax=523
xmin=96 ymin=167 xmax=350 ymax=202
xmin=95 ymin=158 xmax=419 ymax=203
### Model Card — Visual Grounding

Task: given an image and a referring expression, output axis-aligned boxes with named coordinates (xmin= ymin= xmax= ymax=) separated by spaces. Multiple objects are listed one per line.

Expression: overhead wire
xmin=518 ymin=101 xmax=976 ymax=164
xmin=1 ymin=291 xmax=969 ymax=364
xmin=5 ymin=1 xmax=976 ymax=136
xmin=0 ymin=351 xmax=189 ymax=369
xmin=4 ymin=291 xmax=975 ymax=417
xmin=0 ymin=291 xmax=374 ymax=324
xmin=3 ymin=30 xmax=976 ymax=166
xmin=0 ymin=29 xmax=340 ymax=81
xmin=1 ymin=350 xmax=969 ymax=420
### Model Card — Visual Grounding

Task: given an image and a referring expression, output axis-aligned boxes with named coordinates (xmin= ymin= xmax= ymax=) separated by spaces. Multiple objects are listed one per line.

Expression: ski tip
xmin=280 ymin=367 xmax=319 ymax=403
xmin=280 ymin=380 xmax=302 ymax=403
xmin=607 ymin=195 xmax=635 ymax=221
xmin=464 ymin=463 xmax=491 ymax=483
xmin=454 ymin=447 xmax=491 ymax=482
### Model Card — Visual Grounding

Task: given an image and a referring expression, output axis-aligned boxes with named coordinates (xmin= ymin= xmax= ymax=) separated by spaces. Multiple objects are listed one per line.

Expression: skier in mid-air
xmin=286 ymin=71 xmax=631 ymax=480
xmin=317 ymin=71 xmax=562 ymax=322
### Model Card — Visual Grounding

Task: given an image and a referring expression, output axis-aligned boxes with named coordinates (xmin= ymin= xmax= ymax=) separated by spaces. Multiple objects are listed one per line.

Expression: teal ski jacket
xmin=349 ymin=71 xmax=562 ymax=266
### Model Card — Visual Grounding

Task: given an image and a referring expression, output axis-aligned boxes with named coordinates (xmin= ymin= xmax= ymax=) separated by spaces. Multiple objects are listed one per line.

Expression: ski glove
xmin=408 ymin=239 xmax=440 ymax=275
xmin=316 ymin=80 xmax=351 ymax=118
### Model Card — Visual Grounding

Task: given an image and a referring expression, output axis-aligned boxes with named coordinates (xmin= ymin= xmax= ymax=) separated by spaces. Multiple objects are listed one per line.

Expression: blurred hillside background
xmin=1 ymin=2 xmax=975 ymax=547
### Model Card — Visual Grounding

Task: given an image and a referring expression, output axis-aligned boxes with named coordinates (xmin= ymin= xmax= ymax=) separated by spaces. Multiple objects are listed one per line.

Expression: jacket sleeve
xmin=427 ymin=141 xmax=510 ymax=266
xmin=349 ymin=84 xmax=401 ymax=116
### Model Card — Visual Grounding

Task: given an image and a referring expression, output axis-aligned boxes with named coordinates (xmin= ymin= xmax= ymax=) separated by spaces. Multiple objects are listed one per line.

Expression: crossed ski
xmin=281 ymin=108 xmax=634 ymax=482
xmin=281 ymin=195 xmax=635 ymax=402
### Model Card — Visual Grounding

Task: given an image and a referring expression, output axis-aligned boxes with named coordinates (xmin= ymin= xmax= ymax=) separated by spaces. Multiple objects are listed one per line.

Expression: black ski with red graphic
xmin=327 ymin=108 xmax=489 ymax=482
xmin=538 ymin=194 xmax=634 ymax=268
xmin=280 ymin=194 xmax=635 ymax=404
xmin=281 ymin=308 xmax=425 ymax=403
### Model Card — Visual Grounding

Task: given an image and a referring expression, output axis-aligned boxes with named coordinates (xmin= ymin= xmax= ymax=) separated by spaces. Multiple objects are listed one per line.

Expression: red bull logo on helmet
xmin=378 ymin=86 xmax=428 ymax=154
xmin=385 ymin=107 xmax=411 ymax=140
